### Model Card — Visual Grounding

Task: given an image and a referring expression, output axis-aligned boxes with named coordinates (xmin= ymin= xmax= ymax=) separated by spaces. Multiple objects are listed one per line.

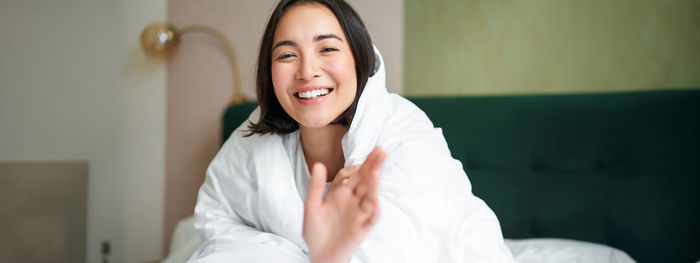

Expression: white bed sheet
xmin=161 ymin=216 xmax=637 ymax=263
xmin=504 ymin=238 xmax=636 ymax=263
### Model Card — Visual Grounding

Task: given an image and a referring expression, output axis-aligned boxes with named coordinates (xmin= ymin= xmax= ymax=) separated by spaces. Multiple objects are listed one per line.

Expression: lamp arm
xmin=180 ymin=25 xmax=246 ymax=106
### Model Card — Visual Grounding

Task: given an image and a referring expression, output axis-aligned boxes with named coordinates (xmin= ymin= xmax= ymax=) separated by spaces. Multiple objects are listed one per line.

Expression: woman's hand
xmin=302 ymin=147 xmax=387 ymax=263
xmin=327 ymin=164 xmax=360 ymax=192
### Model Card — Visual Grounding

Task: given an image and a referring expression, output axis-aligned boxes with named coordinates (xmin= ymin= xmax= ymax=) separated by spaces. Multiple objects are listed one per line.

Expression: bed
xmin=164 ymin=89 xmax=700 ymax=262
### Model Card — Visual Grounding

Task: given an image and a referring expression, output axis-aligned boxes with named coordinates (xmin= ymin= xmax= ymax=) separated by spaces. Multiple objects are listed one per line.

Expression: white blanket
xmin=164 ymin=216 xmax=637 ymax=263
xmin=189 ymin=47 xmax=514 ymax=262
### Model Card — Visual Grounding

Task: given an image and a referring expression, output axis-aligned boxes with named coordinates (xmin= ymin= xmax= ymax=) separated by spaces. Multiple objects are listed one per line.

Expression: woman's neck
xmin=299 ymin=124 xmax=348 ymax=182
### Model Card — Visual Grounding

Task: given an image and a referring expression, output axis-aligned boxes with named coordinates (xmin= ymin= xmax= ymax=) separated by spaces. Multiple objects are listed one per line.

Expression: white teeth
xmin=297 ymin=88 xmax=330 ymax=99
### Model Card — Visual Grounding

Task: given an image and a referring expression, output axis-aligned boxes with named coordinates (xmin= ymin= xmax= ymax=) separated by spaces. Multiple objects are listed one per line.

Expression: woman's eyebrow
xmin=314 ymin=34 xmax=343 ymax=42
xmin=272 ymin=34 xmax=343 ymax=51
xmin=273 ymin=40 xmax=296 ymax=51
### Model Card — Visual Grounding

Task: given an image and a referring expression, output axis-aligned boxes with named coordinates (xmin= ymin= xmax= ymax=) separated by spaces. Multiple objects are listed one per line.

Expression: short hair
xmin=246 ymin=0 xmax=375 ymax=136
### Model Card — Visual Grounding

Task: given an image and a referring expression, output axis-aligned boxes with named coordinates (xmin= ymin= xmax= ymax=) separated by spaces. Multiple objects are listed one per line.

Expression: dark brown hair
xmin=247 ymin=0 xmax=375 ymax=136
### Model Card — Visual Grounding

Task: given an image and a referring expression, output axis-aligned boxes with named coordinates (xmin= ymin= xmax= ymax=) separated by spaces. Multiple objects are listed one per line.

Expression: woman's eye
xmin=276 ymin=53 xmax=295 ymax=60
xmin=320 ymin=47 xmax=338 ymax=53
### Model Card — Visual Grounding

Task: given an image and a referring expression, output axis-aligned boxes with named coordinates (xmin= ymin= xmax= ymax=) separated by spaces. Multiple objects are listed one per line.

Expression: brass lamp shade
xmin=140 ymin=22 xmax=179 ymax=58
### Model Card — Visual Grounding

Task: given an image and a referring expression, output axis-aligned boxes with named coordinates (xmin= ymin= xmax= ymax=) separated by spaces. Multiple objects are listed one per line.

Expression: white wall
xmin=0 ymin=0 xmax=167 ymax=262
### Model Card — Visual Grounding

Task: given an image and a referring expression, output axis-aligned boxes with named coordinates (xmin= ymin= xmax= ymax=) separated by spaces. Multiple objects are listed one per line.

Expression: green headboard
xmin=223 ymin=90 xmax=700 ymax=262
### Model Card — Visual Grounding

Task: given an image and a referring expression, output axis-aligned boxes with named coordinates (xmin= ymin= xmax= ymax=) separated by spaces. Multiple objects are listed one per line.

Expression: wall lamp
xmin=140 ymin=22 xmax=247 ymax=105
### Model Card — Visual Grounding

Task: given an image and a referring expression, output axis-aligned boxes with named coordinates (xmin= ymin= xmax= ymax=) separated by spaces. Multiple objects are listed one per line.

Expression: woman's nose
xmin=295 ymin=54 xmax=321 ymax=80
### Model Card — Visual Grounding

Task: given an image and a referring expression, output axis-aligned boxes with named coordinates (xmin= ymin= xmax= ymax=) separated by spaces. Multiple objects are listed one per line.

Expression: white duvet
xmin=188 ymin=48 xmax=514 ymax=262
xmin=166 ymin=216 xmax=637 ymax=263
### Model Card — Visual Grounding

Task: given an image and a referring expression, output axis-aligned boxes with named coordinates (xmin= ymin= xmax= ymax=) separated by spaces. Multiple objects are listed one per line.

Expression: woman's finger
xmin=360 ymin=147 xmax=387 ymax=178
xmin=351 ymin=197 xmax=374 ymax=226
xmin=337 ymin=164 xmax=360 ymax=177
xmin=330 ymin=165 xmax=360 ymax=189
xmin=354 ymin=182 xmax=368 ymax=199
xmin=355 ymin=148 xmax=384 ymax=198
xmin=305 ymin=162 xmax=327 ymax=210
xmin=360 ymin=197 xmax=373 ymax=213
xmin=358 ymin=147 xmax=386 ymax=198
xmin=364 ymin=199 xmax=381 ymax=228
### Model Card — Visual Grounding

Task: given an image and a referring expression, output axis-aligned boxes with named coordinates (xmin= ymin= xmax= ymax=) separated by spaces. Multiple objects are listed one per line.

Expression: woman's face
xmin=271 ymin=3 xmax=357 ymax=129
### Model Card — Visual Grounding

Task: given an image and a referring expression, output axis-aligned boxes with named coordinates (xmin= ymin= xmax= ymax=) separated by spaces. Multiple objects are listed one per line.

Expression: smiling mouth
xmin=295 ymin=88 xmax=333 ymax=100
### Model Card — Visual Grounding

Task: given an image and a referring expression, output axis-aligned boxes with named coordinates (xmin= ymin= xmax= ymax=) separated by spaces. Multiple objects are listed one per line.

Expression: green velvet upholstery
xmin=222 ymin=90 xmax=700 ymax=263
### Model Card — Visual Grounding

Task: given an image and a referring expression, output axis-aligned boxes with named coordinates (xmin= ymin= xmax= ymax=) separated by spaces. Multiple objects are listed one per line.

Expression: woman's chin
xmin=299 ymin=120 xmax=333 ymax=130
xmin=297 ymin=116 xmax=337 ymax=130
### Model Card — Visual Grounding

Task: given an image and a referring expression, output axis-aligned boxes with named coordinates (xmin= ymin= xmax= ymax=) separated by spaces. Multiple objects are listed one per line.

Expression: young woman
xmin=190 ymin=0 xmax=513 ymax=262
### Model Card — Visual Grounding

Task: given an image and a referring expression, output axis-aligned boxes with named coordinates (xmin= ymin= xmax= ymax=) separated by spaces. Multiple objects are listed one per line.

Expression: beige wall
xmin=165 ymin=0 xmax=403 ymax=253
xmin=405 ymin=0 xmax=700 ymax=96
xmin=0 ymin=162 xmax=87 ymax=263
xmin=350 ymin=0 xmax=405 ymax=93
xmin=0 ymin=0 xmax=167 ymax=262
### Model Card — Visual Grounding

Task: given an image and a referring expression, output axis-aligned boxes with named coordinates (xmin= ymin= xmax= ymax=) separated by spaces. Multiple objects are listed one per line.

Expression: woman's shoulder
xmin=220 ymin=106 xmax=289 ymax=157
xmin=220 ymin=128 xmax=287 ymax=162
xmin=213 ymin=106 xmax=291 ymax=177
xmin=376 ymin=94 xmax=455 ymax=158
xmin=382 ymin=94 xmax=436 ymax=136
xmin=208 ymin=129 xmax=295 ymax=189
